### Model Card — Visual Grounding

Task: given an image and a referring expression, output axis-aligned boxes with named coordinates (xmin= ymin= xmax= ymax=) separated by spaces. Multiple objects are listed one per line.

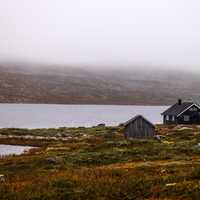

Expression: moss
xmin=1 ymin=125 xmax=200 ymax=199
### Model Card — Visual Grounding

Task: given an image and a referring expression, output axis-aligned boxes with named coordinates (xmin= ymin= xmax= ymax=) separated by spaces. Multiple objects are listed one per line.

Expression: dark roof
xmin=123 ymin=115 xmax=155 ymax=128
xmin=161 ymin=102 xmax=194 ymax=116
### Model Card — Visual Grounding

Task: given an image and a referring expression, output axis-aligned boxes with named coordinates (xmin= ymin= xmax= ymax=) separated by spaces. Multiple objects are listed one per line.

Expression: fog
xmin=0 ymin=0 xmax=200 ymax=71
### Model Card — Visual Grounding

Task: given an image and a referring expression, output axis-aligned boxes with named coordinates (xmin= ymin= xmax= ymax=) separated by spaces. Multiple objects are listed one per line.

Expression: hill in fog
xmin=0 ymin=62 xmax=200 ymax=105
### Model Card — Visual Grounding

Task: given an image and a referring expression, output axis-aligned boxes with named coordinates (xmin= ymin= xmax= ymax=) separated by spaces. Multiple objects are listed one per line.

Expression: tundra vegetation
xmin=0 ymin=125 xmax=200 ymax=200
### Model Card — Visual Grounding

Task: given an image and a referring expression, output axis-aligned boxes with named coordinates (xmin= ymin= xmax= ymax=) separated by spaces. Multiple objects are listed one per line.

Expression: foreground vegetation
xmin=1 ymin=125 xmax=200 ymax=199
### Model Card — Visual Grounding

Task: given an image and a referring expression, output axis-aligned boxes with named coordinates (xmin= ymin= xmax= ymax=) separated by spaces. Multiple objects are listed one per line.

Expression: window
xmin=172 ymin=116 xmax=175 ymax=121
xmin=184 ymin=115 xmax=190 ymax=122
xmin=166 ymin=115 xmax=169 ymax=121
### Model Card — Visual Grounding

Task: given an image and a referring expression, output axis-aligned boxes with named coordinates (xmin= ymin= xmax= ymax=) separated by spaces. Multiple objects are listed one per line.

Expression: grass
xmin=0 ymin=125 xmax=200 ymax=199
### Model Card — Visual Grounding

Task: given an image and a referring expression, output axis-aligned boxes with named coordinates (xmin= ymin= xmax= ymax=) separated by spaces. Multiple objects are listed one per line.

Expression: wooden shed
xmin=123 ymin=115 xmax=155 ymax=139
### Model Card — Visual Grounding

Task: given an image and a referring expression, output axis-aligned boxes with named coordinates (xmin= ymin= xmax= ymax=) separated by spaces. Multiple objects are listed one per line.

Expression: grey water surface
xmin=0 ymin=104 xmax=168 ymax=128
xmin=0 ymin=144 xmax=35 ymax=156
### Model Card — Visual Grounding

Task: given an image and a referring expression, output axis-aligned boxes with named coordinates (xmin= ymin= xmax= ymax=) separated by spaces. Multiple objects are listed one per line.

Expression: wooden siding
xmin=177 ymin=105 xmax=200 ymax=124
xmin=124 ymin=116 xmax=155 ymax=139
xmin=163 ymin=115 xmax=178 ymax=125
xmin=163 ymin=105 xmax=200 ymax=125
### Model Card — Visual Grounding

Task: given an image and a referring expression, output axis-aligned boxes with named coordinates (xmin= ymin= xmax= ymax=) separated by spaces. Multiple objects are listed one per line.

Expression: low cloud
xmin=0 ymin=0 xmax=200 ymax=71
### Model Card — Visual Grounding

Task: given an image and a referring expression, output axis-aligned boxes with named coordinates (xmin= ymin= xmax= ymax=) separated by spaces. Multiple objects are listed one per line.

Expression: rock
xmin=0 ymin=175 xmax=6 ymax=182
xmin=163 ymin=140 xmax=174 ymax=145
xmin=142 ymin=162 xmax=152 ymax=167
xmin=178 ymin=127 xmax=193 ymax=131
xmin=161 ymin=169 xmax=166 ymax=174
xmin=154 ymin=135 xmax=162 ymax=142
xmin=82 ymin=134 xmax=88 ymax=137
xmin=45 ymin=157 xmax=59 ymax=165
xmin=173 ymin=125 xmax=193 ymax=131
xmin=56 ymin=133 xmax=62 ymax=137
xmin=97 ymin=123 xmax=106 ymax=127
xmin=166 ymin=183 xmax=177 ymax=187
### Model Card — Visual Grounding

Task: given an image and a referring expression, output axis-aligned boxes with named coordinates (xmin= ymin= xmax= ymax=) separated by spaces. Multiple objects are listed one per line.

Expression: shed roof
xmin=123 ymin=115 xmax=155 ymax=128
xmin=161 ymin=102 xmax=199 ymax=116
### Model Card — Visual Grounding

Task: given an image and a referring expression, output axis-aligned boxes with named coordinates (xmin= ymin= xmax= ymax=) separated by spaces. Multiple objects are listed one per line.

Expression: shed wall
xmin=124 ymin=117 xmax=155 ymax=138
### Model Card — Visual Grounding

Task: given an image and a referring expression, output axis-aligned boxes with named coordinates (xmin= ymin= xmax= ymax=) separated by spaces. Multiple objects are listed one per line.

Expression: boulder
xmin=97 ymin=123 xmax=106 ymax=127
xmin=45 ymin=157 xmax=59 ymax=165
xmin=0 ymin=175 xmax=6 ymax=182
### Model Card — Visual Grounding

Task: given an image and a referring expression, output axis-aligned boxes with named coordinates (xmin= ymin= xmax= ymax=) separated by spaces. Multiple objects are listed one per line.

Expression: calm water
xmin=0 ymin=104 xmax=168 ymax=128
xmin=0 ymin=145 xmax=35 ymax=156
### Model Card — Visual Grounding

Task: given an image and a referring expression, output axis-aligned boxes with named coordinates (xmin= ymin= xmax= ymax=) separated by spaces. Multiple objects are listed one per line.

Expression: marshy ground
xmin=0 ymin=125 xmax=200 ymax=200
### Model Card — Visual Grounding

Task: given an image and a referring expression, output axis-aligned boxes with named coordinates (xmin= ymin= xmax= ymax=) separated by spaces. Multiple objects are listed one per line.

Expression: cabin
xmin=161 ymin=99 xmax=200 ymax=124
xmin=123 ymin=115 xmax=155 ymax=139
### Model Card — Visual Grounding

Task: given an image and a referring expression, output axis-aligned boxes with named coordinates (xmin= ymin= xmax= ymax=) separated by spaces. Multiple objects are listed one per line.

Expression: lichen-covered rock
xmin=45 ymin=157 xmax=59 ymax=165
xmin=0 ymin=175 xmax=6 ymax=182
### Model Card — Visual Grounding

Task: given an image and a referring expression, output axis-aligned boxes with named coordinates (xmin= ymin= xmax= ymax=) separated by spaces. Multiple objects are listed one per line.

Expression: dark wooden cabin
xmin=161 ymin=99 xmax=200 ymax=124
xmin=123 ymin=115 xmax=155 ymax=139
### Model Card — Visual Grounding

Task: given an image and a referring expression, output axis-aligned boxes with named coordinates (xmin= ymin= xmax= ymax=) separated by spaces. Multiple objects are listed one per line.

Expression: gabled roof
xmin=123 ymin=115 xmax=155 ymax=128
xmin=161 ymin=102 xmax=200 ymax=116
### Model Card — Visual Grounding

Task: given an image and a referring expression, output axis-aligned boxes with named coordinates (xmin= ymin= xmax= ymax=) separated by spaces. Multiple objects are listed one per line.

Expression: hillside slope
xmin=0 ymin=63 xmax=199 ymax=105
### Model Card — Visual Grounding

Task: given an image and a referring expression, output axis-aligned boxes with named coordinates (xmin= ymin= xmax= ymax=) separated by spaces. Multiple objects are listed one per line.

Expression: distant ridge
xmin=0 ymin=63 xmax=200 ymax=105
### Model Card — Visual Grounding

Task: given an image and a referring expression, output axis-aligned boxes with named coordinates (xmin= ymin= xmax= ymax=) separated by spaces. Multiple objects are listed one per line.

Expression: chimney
xmin=178 ymin=99 xmax=182 ymax=105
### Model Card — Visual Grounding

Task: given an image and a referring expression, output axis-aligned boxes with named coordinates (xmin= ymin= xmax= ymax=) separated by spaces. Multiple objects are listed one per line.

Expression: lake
xmin=0 ymin=145 xmax=35 ymax=156
xmin=0 ymin=104 xmax=168 ymax=128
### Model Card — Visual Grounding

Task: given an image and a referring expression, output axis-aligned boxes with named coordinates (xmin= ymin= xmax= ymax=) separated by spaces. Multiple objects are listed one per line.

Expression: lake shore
xmin=1 ymin=125 xmax=200 ymax=199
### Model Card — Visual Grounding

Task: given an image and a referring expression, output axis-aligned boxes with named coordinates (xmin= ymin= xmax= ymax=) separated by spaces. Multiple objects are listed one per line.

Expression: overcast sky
xmin=0 ymin=0 xmax=200 ymax=70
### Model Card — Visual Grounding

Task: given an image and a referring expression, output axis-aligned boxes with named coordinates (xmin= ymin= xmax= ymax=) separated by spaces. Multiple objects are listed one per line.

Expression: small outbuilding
xmin=123 ymin=115 xmax=155 ymax=139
